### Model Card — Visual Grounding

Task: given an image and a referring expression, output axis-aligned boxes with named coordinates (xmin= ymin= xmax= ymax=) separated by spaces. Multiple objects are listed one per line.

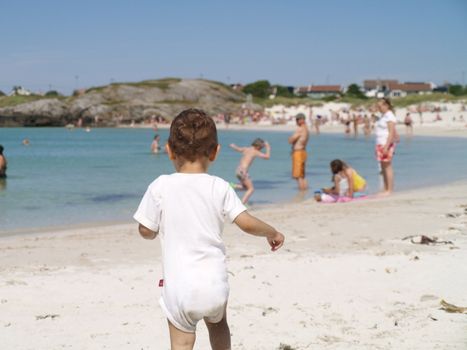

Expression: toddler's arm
xmin=229 ymin=143 xmax=245 ymax=153
xmin=234 ymin=212 xmax=284 ymax=251
xmin=138 ymin=224 xmax=158 ymax=240
xmin=256 ymin=141 xmax=271 ymax=159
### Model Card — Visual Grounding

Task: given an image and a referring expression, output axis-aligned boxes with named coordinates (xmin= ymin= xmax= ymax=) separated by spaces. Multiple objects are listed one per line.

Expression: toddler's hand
xmin=267 ymin=231 xmax=285 ymax=252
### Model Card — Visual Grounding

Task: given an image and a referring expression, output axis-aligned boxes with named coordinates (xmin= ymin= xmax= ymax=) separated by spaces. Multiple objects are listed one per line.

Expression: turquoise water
xmin=1 ymin=127 xmax=466 ymax=234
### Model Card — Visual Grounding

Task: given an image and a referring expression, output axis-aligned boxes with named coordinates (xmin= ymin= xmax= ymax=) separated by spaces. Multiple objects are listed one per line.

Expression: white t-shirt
xmin=375 ymin=111 xmax=397 ymax=145
xmin=133 ymin=173 xmax=246 ymax=330
xmin=338 ymin=176 xmax=348 ymax=196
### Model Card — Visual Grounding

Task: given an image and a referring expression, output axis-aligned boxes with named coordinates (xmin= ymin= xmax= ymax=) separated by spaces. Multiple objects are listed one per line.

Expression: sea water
xmin=1 ymin=127 xmax=466 ymax=234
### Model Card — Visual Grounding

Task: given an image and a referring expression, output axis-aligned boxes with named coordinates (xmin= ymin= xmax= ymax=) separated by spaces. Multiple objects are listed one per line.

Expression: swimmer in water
xmin=0 ymin=145 xmax=7 ymax=178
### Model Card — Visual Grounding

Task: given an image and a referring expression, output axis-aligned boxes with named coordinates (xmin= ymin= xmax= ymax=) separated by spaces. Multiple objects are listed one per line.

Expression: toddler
xmin=134 ymin=109 xmax=285 ymax=350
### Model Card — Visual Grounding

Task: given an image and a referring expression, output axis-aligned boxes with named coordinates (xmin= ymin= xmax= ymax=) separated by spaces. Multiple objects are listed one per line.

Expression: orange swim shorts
xmin=292 ymin=150 xmax=307 ymax=178
xmin=375 ymin=144 xmax=395 ymax=162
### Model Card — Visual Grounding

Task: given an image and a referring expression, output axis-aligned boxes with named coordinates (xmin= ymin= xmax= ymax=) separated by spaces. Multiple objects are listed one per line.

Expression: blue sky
xmin=1 ymin=0 xmax=466 ymax=94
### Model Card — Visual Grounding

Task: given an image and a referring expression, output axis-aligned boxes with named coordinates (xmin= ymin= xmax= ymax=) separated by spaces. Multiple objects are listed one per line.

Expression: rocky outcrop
xmin=0 ymin=79 xmax=246 ymax=127
xmin=0 ymin=99 xmax=70 ymax=126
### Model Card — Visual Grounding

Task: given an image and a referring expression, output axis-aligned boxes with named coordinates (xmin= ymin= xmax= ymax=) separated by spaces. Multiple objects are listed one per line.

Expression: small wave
xmin=22 ymin=205 xmax=41 ymax=210
xmin=89 ymin=193 xmax=137 ymax=203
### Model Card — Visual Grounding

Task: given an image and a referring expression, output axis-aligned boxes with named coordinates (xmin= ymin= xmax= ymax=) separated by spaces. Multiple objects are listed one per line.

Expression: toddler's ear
xmin=209 ymin=144 xmax=221 ymax=161
xmin=166 ymin=144 xmax=176 ymax=160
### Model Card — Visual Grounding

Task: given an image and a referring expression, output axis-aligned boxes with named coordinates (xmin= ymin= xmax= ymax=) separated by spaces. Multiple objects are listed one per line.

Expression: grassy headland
xmin=0 ymin=95 xmax=67 ymax=108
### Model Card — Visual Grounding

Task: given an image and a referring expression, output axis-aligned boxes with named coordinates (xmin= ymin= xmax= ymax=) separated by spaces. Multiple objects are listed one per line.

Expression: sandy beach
xmin=1 ymin=171 xmax=467 ymax=349
xmin=147 ymin=115 xmax=467 ymax=140
xmin=213 ymin=123 xmax=467 ymax=139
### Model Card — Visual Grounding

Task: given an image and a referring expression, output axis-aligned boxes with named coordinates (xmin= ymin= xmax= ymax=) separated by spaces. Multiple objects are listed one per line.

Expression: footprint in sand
xmin=445 ymin=212 xmax=462 ymax=218
xmin=420 ymin=294 xmax=439 ymax=302
xmin=5 ymin=280 xmax=28 ymax=286
xmin=319 ymin=335 xmax=343 ymax=344
xmin=262 ymin=307 xmax=278 ymax=316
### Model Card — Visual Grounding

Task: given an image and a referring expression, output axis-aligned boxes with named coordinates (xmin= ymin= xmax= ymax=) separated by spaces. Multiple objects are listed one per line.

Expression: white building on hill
xmin=9 ymin=86 xmax=32 ymax=96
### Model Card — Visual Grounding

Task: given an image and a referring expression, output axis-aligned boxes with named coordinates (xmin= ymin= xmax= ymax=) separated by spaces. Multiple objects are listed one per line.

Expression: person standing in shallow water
xmin=151 ymin=134 xmax=161 ymax=154
xmin=404 ymin=112 xmax=413 ymax=136
xmin=288 ymin=113 xmax=309 ymax=190
xmin=375 ymin=98 xmax=397 ymax=195
xmin=0 ymin=145 xmax=7 ymax=178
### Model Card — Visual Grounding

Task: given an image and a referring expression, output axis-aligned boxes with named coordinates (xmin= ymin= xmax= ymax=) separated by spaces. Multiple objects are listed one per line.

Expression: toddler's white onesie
xmin=134 ymin=173 xmax=246 ymax=332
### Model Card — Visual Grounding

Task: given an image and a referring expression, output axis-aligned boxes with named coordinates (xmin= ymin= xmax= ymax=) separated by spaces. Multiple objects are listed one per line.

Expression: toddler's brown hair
xmin=168 ymin=109 xmax=218 ymax=162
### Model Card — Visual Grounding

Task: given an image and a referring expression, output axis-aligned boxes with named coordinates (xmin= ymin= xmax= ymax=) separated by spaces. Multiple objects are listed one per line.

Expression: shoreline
xmin=2 ymin=178 xmax=467 ymax=238
xmin=127 ymin=122 xmax=467 ymax=138
xmin=3 ymin=122 xmax=467 ymax=138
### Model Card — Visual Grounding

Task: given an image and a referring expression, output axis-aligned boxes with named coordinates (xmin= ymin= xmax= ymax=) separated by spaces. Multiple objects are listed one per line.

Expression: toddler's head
xmin=251 ymin=138 xmax=265 ymax=150
xmin=168 ymin=109 xmax=218 ymax=163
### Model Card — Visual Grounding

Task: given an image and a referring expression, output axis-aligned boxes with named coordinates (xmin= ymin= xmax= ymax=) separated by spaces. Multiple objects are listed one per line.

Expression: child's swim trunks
xmin=236 ymin=166 xmax=250 ymax=182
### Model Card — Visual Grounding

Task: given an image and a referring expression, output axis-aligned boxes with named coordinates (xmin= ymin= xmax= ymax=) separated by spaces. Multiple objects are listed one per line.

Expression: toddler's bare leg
xmin=204 ymin=314 xmax=231 ymax=350
xmin=241 ymin=178 xmax=254 ymax=204
xmin=232 ymin=177 xmax=246 ymax=191
xmin=168 ymin=320 xmax=196 ymax=350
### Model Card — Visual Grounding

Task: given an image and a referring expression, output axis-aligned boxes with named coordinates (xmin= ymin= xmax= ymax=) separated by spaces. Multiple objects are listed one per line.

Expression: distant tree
xmin=448 ymin=84 xmax=467 ymax=96
xmin=0 ymin=90 xmax=5 ymax=97
xmin=274 ymin=85 xmax=294 ymax=98
xmin=346 ymin=84 xmax=367 ymax=99
xmin=45 ymin=90 xmax=60 ymax=97
xmin=242 ymin=80 xmax=271 ymax=98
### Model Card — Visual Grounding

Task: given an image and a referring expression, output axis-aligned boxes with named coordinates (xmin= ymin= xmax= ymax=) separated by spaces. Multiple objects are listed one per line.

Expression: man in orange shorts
xmin=288 ymin=113 xmax=309 ymax=190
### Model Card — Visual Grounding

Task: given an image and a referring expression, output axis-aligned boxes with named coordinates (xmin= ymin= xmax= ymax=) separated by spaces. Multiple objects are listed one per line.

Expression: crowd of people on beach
xmin=63 ymin=99 xmax=467 ymax=135
xmin=206 ymin=101 xmax=467 ymax=136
